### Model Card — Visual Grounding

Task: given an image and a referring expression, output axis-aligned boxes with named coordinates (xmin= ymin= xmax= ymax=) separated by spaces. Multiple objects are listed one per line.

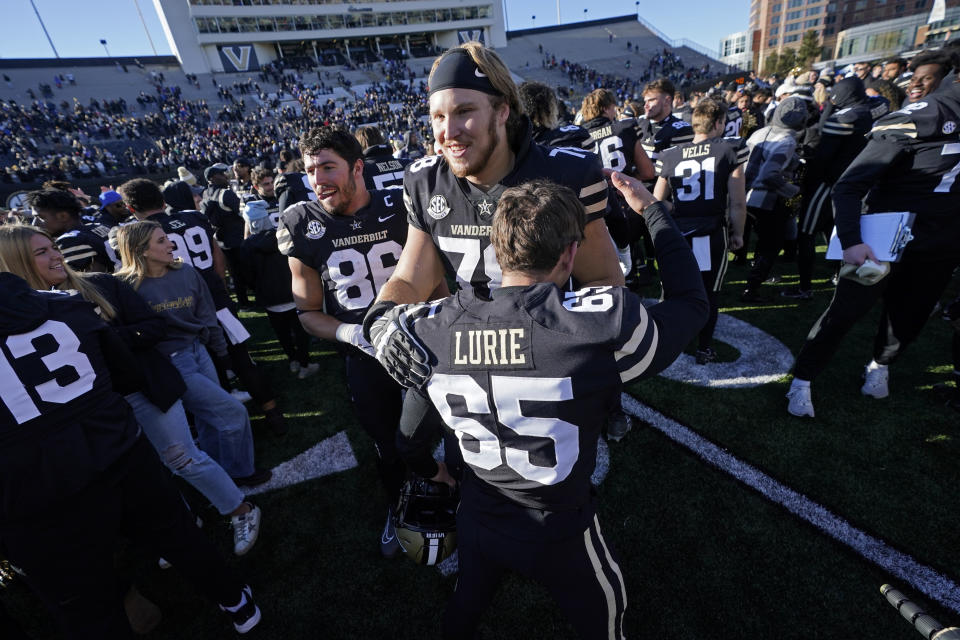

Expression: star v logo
xmin=477 ymin=199 xmax=493 ymax=217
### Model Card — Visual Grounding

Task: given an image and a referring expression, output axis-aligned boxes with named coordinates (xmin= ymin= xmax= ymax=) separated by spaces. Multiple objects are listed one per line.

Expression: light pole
xmin=100 ymin=39 xmax=112 ymax=59
xmin=29 ymin=0 xmax=59 ymax=58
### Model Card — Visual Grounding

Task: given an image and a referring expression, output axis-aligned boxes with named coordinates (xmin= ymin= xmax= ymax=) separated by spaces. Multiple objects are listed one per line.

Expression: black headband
xmin=429 ymin=48 xmax=501 ymax=97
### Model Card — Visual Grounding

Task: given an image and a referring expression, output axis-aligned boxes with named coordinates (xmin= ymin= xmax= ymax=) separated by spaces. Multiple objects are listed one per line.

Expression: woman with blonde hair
xmin=0 ymin=224 xmax=262 ymax=556
xmin=114 ymin=221 xmax=270 ymax=511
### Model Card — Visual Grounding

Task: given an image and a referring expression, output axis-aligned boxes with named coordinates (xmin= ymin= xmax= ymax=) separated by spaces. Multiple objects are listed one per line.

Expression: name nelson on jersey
xmin=450 ymin=323 xmax=533 ymax=370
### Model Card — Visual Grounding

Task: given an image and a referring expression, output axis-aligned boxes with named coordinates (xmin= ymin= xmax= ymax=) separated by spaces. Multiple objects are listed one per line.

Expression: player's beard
xmin=447 ymin=114 xmax=500 ymax=179
xmin=323 ymin=174 xmax=357 ymax=216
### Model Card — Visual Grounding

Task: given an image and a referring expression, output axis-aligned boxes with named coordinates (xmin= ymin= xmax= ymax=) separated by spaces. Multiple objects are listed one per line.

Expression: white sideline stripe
xmin=245 ymin=431 xmax=358 ymax=496
xmin=620 ymin=393 xmax=960 ymax=614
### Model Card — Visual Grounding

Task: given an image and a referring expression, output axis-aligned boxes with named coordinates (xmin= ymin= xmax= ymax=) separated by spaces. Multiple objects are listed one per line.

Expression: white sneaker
xmin=230 ymin=389 xmax=252 ymax=403
xmin=231 ymin=503 xmax=261 ymax=556
xmin=861 ymin=363 xmax=889 ymax=398
xmin=297 ymin=362 xmax=320 ymax=380
xmin=289 ymin=360 xmax=301 ymax=374
xmin=786 ymin=386 xmax=815 ymax=417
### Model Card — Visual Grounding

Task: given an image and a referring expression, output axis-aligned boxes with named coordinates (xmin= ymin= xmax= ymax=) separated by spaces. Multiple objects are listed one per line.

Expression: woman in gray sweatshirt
xmin=115 ymin=221 xmax=269 ymax=554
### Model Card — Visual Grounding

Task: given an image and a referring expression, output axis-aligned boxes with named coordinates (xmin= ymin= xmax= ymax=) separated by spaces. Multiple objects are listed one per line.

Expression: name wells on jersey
xmin=450 ymin=323 xmax=534 ymax=370
xmin=682 ymin=144 xmax=713 ymax=159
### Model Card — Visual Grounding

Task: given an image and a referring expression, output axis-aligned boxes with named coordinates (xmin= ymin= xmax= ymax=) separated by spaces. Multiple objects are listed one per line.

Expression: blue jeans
xmin=125 ymin=392 xmax=244 ymax=515
xmin=169 ymin=341 xmax=255 ymax=480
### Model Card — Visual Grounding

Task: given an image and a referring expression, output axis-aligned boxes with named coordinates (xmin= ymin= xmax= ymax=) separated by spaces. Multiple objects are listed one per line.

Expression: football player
xmin=245 ymin=167 xmax=280 ymax=232
xmin=365 ymin=42 xmax=622 ymax=333
xmin=654 ymin=99 xmax=748 ymax=364
xmin=787 ymin=78 xmax=960 ymax=417
xmin=0 ymin=273 xmax=261 ymax=637
xmin=904 ymin=50 xmax=952 ymax=104
xmin=785 ymin=77 xmax=874 ymax=301
xmin=635 ymin=78 xmax=695 ymax=281
xmin=638 ymin=78 xmax=695 ymax=171
xmin=27 ymin=188 xmax=118 ymax=272
xmin=581 ymin=88 xmax=654 ymax=180
xmin=356 ymin=124 xmax=409 ymax=191
xmin=277 ymin=127 xmax=412 ymax=558
xmin=518 ymin=80 xmax=593 ymax=149
xmin=381 ymin=176 xmax=708 ymax=640
xmin=202 ymin=163 xmax=250 ymax=308
xmin=120 ymin=178 xmax=289 ymax=435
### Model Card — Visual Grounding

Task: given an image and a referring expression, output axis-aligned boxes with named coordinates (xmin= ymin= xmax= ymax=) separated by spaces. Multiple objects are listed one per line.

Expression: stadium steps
xmin=500 ymin=18 xmax=721 ymax=93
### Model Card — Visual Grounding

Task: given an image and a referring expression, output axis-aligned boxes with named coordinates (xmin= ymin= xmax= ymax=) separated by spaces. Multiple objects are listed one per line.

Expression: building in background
xmin=720 ymin=29 xmax=755 ymax=70
xmin=748 ymin=0 xmax=960 ymax=72
xmin=151 ymin=0 xmax=507 ymax=74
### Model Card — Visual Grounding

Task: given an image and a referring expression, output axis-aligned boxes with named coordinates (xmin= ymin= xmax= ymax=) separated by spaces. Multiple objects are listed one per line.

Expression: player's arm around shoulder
xmin=566 ymin=152 xmax=625 ymax=286
xmin=607 ymin=171 xmax=708 ymax=380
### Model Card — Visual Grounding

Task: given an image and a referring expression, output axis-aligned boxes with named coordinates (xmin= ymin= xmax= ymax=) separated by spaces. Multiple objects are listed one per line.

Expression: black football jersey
xmin=656 ymin=136 xmax=748 ymax=234
xmin=403 ymin=127 xmax=608 ymax=296
xmin=145 ymin=211 xmax=231 ymax=309
xmin=401 ymin=283 xmax=664 ymax=515
xmin=56 ymin=222 xmax=118 ymax=272
xmin=277 ymin=190 xmax=407 ymax=324
xmin=0 ymin=276 xmax=139 ymax=519
xmin=362 ymin=145 xmax=410 ymax=191
xmin=807 ymin=102 xmax=874 ymax=186
xmin=582 ymin=115 xmax=642 ymax=174
xmin=0 ymin=289 xmax=116 ymax=432
xmin=637 ymin=113 xmax=694 ymax=165
xmin=532 ymin=123 xmax=593 ymax=150
xmin=724 ymin=105 xmax=744 ymax=138
xmin=275 ymin=171 xmax=317 ymax=214
xmin=833 ymin=90 xmax=960 ymax=258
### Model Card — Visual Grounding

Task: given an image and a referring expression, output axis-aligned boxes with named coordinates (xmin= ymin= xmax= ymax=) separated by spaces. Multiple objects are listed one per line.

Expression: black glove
xmin=368 ymin=303 xmax=432 ymax=389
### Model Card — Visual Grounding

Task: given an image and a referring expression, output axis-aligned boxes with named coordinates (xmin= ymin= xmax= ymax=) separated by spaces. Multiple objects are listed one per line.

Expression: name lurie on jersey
xmin=331 ymin=229 xmax=391 ymax=248
xmin=449 ymin=224 xmax=492 ymax=237
xmin=453 ymin=327 xmax=530 ymax=367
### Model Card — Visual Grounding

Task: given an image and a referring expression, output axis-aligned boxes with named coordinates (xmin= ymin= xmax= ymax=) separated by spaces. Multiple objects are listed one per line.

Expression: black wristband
xmin=362 ymin=300 xmax=398 ymax=342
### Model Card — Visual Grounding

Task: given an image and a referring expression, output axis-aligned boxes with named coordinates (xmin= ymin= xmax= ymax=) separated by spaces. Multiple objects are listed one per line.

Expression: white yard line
xmin=620 ymin=393 xmax=960 ymax=614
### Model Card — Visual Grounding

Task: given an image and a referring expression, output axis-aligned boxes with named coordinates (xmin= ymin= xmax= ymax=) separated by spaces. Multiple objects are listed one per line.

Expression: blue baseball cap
xmin=99 ymin=190 xmax=123 ymax=209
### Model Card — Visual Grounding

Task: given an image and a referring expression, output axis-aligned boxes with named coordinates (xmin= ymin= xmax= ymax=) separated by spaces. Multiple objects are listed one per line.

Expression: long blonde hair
xmin=114 ymin=220 xmax=181 ymax=290
xmin=0 ymin=224 xmax=116 ymax=320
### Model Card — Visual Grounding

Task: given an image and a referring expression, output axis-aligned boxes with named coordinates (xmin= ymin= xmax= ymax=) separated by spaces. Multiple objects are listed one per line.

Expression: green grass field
xmin=3 ymin=250 xmax=959 ymax=639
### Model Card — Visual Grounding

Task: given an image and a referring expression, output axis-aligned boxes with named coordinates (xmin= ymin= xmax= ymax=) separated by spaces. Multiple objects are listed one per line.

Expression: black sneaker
xmin=233 ymin=468 xmax=272 ymax=488
xmin=780 ymin=287 xmax=813 ymax=300
xmin=219 ymin=585 xmax=261 ymax=634
xmin=695 ymin=347 xmax=717 ymax=365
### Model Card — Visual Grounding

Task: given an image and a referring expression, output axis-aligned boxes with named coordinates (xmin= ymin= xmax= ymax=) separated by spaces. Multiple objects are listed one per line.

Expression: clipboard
xmin=825 ymin=212 xmax=916 ymax=262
